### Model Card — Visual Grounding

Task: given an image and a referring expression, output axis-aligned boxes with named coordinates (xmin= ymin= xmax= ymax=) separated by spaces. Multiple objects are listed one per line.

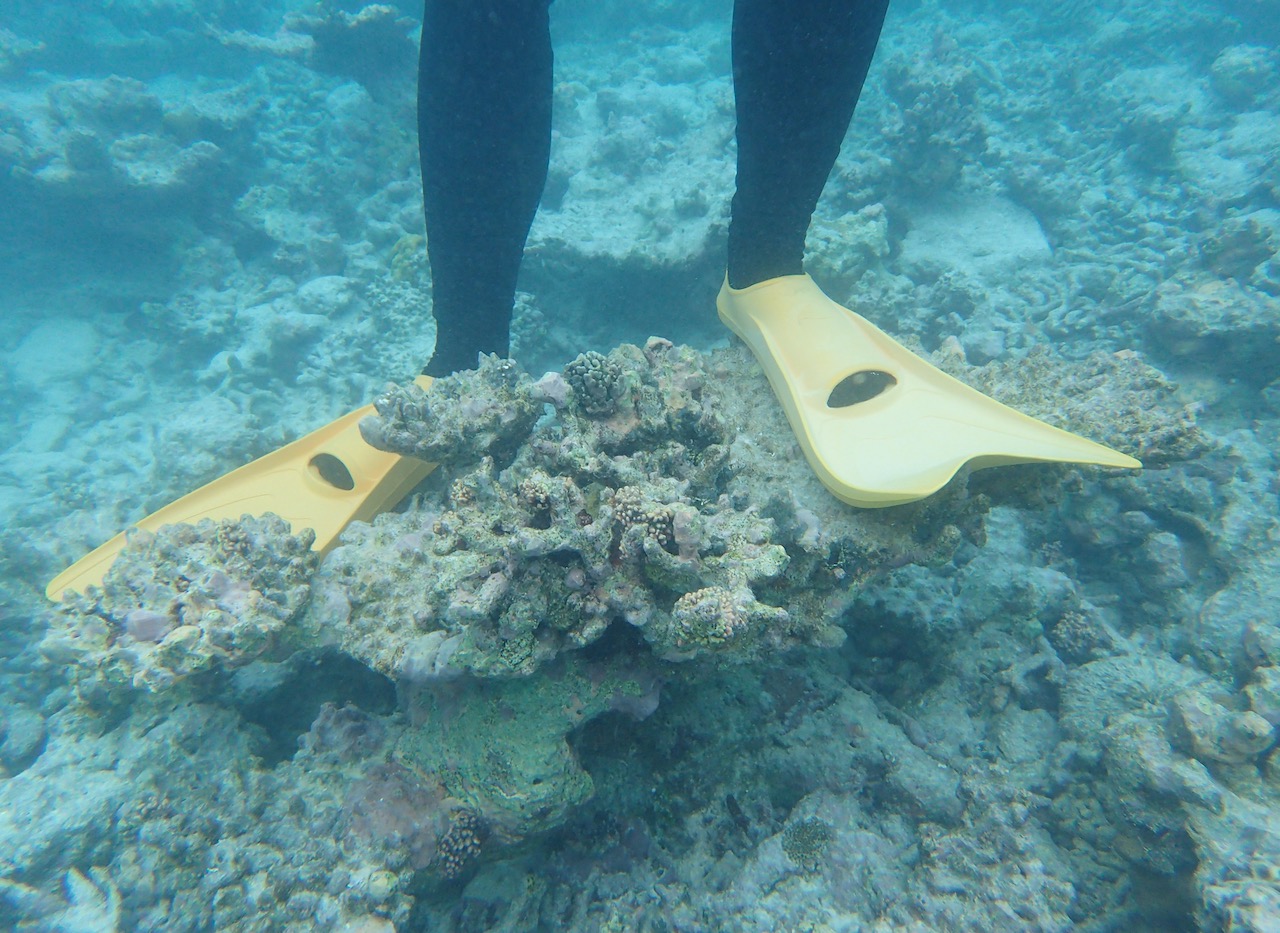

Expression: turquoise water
xmin=2 ymin=0 xmax=1279 ymax=929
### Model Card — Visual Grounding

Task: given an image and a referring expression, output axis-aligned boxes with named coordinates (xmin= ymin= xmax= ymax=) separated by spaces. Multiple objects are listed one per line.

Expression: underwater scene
xmin=2 ymin=0 xmax=1280 ymax=929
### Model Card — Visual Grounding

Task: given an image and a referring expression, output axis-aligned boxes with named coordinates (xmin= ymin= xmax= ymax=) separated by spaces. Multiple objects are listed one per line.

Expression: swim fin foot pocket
xmin=46 ymin=375 xmax=438 ymax=601
xmin=716 ymin=274 xmax=1141 ymax=508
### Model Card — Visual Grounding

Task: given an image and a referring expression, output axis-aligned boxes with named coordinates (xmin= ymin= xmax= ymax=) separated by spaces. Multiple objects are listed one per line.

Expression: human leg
xmin=719 ymin=1 xmax=1140 ymax=507
xmin=419 ymin=0 xmax=554 ymax=375
xmin=726 ymin=0 xmax=889 ymax=289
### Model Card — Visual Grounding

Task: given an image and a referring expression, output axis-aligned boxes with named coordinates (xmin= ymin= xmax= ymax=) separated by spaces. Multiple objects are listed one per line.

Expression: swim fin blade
xmin=46 ymin=375 xmax=437 ymax=601
xmin=717 ymin=274 xmax=1141 ymax=508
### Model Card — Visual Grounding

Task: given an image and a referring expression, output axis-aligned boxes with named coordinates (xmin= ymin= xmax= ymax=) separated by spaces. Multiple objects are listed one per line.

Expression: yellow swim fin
xmin=717 ymin=274 xmax=1141 ymax=508
xmin=46 ymin=375 xmax=437 ymax=601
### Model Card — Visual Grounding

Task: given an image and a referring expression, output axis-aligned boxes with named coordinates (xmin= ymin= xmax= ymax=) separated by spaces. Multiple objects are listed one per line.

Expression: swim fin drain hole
xmin=827 ymin=370 xmax=896 ymax=408
xmin=310 ymin=454 xmax=356 ymax=491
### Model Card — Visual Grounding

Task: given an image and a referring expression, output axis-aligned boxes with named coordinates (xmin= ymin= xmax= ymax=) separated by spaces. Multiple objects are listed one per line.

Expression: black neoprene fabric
xmin=418 ymin=0 xmax=888 ymax=375
xmin=418 ymin=0 xmax=554 ymax=376
xmin=726 ymin=0 xmax=890 ymax=289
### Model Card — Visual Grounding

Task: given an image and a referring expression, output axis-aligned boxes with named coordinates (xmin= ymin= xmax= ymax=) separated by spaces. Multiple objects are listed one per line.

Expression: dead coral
xmin=935 ymin=345 xmax=1210 ymax=465
xmin=41 ymin=516 xmax=315 ymax=695
xmin=361 ymin=354 xmax=542 ymax=469
xmin=1150 ymin=273 xmax=1280 ymax=386
xmin=342 ymin=762 xmax=448 ymax=872
xmin=317 ymin=340 xmax=988 ymax=684
xmin=882 ymin=37 xmax=987 ymax=193
xmin=283 ymin=4 xmax=417 ymax=88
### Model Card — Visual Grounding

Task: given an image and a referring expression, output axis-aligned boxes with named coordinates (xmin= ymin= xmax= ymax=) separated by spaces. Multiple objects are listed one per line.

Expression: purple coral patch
xmin=124 ymin=608 xmax=174 ymax=642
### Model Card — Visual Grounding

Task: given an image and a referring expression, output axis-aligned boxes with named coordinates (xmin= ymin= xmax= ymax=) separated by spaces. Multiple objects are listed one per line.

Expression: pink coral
xmin=343 ymin=763 xmax=448 ymax=871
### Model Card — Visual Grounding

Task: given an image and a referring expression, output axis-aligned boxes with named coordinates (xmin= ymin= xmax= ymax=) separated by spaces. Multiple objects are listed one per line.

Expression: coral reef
xmin=7 ymin=76 xmax=239 ymax=203
xmin=283 ymin=4 xmax=419 ymax=90
xmin=1150 ymin=272 xmax=1280 ymax=386
xmin=395 ymin=653 xmax=660 ymax=845
xmin=325 ymin=340 xmax=994 ymax=685
xmin=0 ymin=696 xmax=423 ymax=931
xmin=41 ymin=516 xmax=316 ymax=695
xmin=934 ymin=343 xmax=1211 ymax=465
xmin=881 ymin=36 xmax=987 ymax=194
xmin=781 ymin=816 xmax=835 ymax=872
xmin=0 ymin=706 xmax=46 ymax=776
xmin=359 ymin=354 xmax=543 ymax=469
xmin=0 ymin=28 xmax=43 ymax=77
xmin=10 ymin=300 xmax=1208 ymax=916
xmin=563 ymin=350 xmax=625 ymax=417
xmin=3 ymin=0 xmax=1280 ymax=929
xmin=1209 ymin=45 xmax=1280 ymax=108
xmin=1190 ymin=794 xmax=1280 ymax=932
xmin=14 ymin=325 xmax=1202 ymax=922
xmin=434 ymin=809 xmax=485 ymax=880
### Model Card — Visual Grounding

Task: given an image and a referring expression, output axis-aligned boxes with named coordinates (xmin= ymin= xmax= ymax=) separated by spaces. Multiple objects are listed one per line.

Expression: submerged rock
xmin=329 ymin=339 xmax=999 ymax=682
xmin=42 ymin=515 xmax=316 ymax=696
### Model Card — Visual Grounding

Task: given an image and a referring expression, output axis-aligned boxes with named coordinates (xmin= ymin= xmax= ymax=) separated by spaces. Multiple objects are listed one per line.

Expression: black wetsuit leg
xmin=419 ymin=0 xmax=554 ymax=376
xmin=727 ymin=0 xmax=889 ymax=289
